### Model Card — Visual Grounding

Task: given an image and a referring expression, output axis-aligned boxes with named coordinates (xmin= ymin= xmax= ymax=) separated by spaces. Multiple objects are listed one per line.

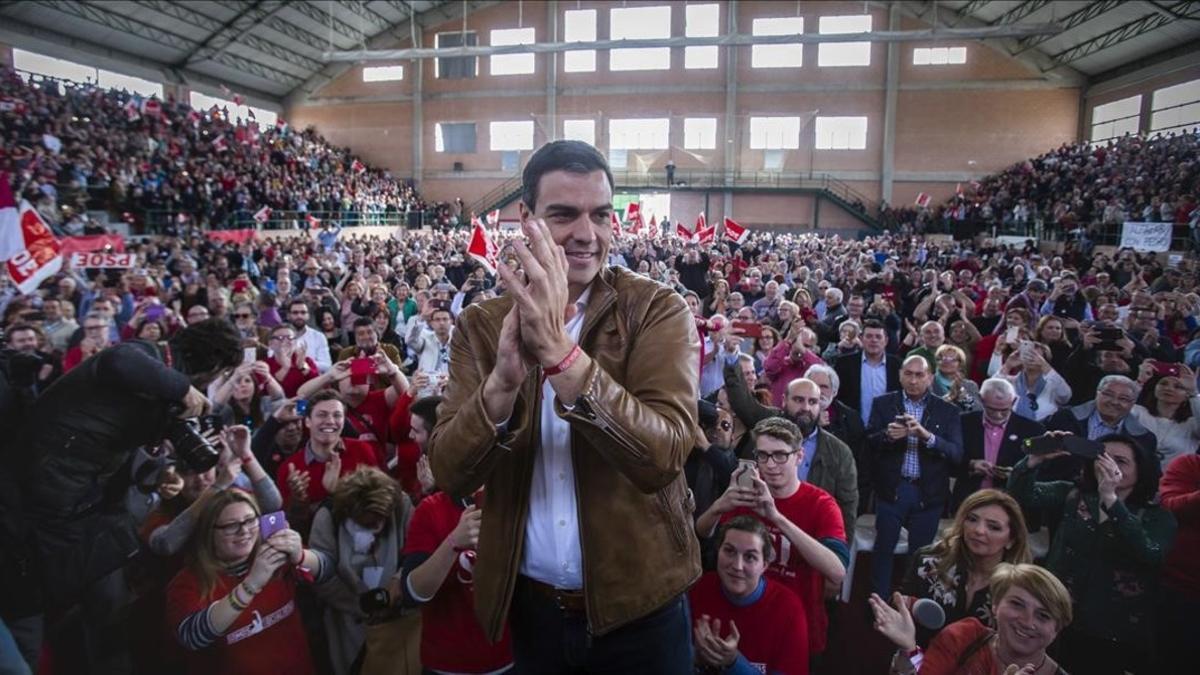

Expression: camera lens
xmin=165 ymin=419 xmax=219 ymax=472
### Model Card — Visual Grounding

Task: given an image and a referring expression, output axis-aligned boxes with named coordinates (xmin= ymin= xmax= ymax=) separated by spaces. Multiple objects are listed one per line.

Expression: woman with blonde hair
xmin=310 ymin=466 xmax=418 ymax=675
xmin=900 ymin=490 xmax=1032 ymax=645
xmin=935 ymin=344 xmax=982 ymax=412
xmin=874 ymin=563 xmax=1072 ymax=674
xmin=166 ymin=489 xmax=331 ymax=675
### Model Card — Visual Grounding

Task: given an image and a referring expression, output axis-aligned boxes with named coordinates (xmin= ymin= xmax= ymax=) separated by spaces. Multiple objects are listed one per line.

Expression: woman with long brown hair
xmin=166 ymin=489 xmax=331 ymax=675
xmin=900 ymin=490 xmax=1033 ymax=644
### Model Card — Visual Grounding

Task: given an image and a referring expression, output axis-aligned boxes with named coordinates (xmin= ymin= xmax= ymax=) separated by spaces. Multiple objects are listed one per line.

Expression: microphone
xmin=911 ymin=598 xmax=946 ymax=630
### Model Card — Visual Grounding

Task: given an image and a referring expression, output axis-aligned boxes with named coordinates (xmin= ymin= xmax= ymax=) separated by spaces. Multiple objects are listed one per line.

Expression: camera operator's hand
xmin=450 ymin=505 xmax=482 ymax=550
xmin=177 ymin=386 xmax=210 ymax=419
xmin=157 ymin=465 xmax=184 ymax=501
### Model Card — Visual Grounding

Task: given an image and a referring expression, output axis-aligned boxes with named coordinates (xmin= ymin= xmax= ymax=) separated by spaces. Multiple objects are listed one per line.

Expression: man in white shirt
xmin=405 ymin=301 xmax=454 ymax=398
xmin=284 ymin=298 xmax=332 ymax=373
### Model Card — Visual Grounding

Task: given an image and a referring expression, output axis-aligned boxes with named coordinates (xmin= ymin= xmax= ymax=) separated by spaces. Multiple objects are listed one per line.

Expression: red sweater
xmin=274 ymin=438 xmax=380 ymax=505
xmin=688 ymin=572 xmax=809 ymax=674
xmin=1160 ymin=454 xmax=1200 ymax=599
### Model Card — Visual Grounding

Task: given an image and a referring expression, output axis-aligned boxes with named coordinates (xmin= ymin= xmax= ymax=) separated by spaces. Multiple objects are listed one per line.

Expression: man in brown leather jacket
xmin=429 ymin=140 xmax=701 ymax=673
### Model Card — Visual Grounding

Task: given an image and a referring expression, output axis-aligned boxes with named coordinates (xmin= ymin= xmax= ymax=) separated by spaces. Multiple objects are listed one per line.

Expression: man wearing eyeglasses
xmin=406 ymin=302 xmax=454 ymax=399
xmin=695 ymin=417 xmax=847 ymax=660
xmin=952 ymin=378 xmax=1045 ymax=510
xmin=1039 ymin=375 xmax=1158 ymax=481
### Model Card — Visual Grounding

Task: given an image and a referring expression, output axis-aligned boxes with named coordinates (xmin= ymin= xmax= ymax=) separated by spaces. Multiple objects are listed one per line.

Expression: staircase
xmin=466 ymin=171 xmax=881 ymax=231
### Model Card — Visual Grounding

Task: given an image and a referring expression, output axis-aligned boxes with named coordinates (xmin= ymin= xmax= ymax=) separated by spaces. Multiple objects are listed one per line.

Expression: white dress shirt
xmin=295 ymin=325 xmax=332 ymax=373
xmin=520 ymin=288 xmax=591 ymax=589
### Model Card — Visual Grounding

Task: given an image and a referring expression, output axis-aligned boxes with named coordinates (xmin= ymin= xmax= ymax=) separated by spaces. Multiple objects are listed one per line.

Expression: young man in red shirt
xmin=400 ymin=400 xmax=513 ymax=673
xmin=274 ymin=390 xmax=381 ymax=510
xmin=689 ymin=515 xmax=809 ymax=675
xmin=296 ymin=349 xmax=409 ymax=463
xmin=696 ymin=416 xmax=848 ymax=660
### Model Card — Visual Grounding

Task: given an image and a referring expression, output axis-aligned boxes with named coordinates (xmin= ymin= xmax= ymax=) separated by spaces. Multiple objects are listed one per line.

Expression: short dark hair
xmin=170 ymin=318 xmax=243 ymax=378
xmin=862 ymin=318 xmax=887 ymax=333
xmin=353 ymin=316 xmax=376 ymax=331
xmin=305 ymin=389 xmax=344 ymax=417
xmin=521 ymin=140 xmax=614 ymax=214
xmin=410 ymin=396 xmax=443 ymax=435
xmin=716 ymin=515 xmax=775 ymax=564
xmin=5 ymin=323 xmax=39 ymax=342
xmin=287 ymin=298 xmax=310 ymax=313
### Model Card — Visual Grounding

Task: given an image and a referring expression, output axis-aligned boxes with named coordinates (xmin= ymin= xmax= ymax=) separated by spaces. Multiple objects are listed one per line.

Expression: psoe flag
xmin=0 ymin=175 xmax=63 ymax=293
xmin=723 ymin=218 xmax=749 ymax=244
xmin=467 ymin=221 xmax=499 ymax=275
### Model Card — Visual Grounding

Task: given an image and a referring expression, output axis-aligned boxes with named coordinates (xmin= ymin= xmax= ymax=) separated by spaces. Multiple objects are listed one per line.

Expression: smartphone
xmin=733 ymin=459 xmax=758 ymax=490
xmin=1096 ymin=327 xmax=1124 ymax=343
xmin=1005 ymin=327 xmax=1019 ymax=344
xmin=295 ymin=399 xmax=309 ymax=416
xmin=1019 ymin=340 xmax=1035 ymax=361
xmin=144 ymin=304 xmax=165 ymax=322
xmin=1153 ymin=360 xmax=1182 ymax=377
xmin=894 ymin=414 xmax=909 ymax=426
xmin=1023 ymin=435 xmax=1062 ymax=455
xmin=1064 ymin=436 xmax=1105 ymax=460
xmin=259 ymin=510 xmax=289 ymax=540
xmin=199 ymin=414 xmax=225 ymax=435
xmin=732 ymin=321 xmax=763 ymax=338
xmin=350 ymin=357 xmax=373 ymax=386
xmin=243 ymin=347 xmax=258 ymax=364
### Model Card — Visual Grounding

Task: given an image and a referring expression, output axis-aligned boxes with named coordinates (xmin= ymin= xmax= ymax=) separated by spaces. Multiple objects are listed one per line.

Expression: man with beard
xmin=285 ymin=298 xmax=332 ymax=373
xmin=722 ymin=370 xmax=857 ymax=536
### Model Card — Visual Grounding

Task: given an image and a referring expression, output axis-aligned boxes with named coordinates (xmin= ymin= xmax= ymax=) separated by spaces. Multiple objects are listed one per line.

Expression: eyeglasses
xmin=84 ymin=324 xmax=106 ymax=331
xmin=270 ymin=335 xmax=294 ymax=342
xmin=753 ymin=450 xmax=798 ymax=465
xmin=215 ymin=516 xmax=259 ymax=536
xmin=234 ymin=313 xmax=254 ymax=319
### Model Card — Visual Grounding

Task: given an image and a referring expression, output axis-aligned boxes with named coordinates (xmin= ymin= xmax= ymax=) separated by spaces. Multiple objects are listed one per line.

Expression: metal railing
xmin=139 ymin=209 xmax=443 ymax=233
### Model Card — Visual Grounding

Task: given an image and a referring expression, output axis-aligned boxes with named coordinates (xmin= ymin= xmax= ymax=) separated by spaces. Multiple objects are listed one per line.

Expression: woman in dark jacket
xmin=1008 ymin=433 xmax=1176 ymax=675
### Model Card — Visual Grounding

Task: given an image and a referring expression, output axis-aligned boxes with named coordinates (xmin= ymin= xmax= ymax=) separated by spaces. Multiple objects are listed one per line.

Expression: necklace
xmin=992 ymin=635 xmax=1048 ymax=674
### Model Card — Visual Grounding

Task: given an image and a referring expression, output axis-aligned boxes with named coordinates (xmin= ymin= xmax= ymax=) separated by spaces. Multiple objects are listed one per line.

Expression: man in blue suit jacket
xmin=865 ymin=355 xmax=963 ymax=597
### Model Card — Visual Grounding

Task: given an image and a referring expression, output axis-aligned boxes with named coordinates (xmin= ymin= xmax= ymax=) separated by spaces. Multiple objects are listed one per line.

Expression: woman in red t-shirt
xmin=166 ymin=489 xmax=332 ymax=675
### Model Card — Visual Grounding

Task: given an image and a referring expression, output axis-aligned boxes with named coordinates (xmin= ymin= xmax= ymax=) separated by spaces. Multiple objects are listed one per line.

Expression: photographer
xmin=1 ymin=318 xmax=241 ymax=666
xmin=309 ymin=467 xmax=417 ymax=675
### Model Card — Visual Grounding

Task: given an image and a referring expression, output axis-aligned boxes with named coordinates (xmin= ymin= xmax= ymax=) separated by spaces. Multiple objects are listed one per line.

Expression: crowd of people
xmin=0 ymin=80 xmax=1197 ymax=675
xmin=0 ymin=67 xmax=453 ymax=233
xmin=881 ymin=129 xmax=1200 ymax=247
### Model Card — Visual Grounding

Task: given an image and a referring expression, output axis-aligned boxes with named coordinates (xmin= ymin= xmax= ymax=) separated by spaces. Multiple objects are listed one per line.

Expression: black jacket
xmin=866 ymin=392 xmax=964 ymax=507
xmin=951 ymin=411 xmax=1044 ymax=509
xmin=14 ymin=341 xmax=190 ymax=607
xmin=834 ymin=351 xmax=901 ymax=417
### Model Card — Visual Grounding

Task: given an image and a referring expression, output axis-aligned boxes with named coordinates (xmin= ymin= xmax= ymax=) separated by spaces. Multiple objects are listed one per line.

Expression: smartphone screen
xmin=1023 ymin=435 xmax=1061 ymax=455
xmin=734 ymin=459 xmax=758 ymax=490
xmin=259 ymin=510 xmax=289 ymax=540
xmin=243 ymin=347 xmax=257 ymax=364
xmin=295 ymin=399 xmax=309 ymax=416
xmin=1005 ymin=327 xmax=1019 ymax=344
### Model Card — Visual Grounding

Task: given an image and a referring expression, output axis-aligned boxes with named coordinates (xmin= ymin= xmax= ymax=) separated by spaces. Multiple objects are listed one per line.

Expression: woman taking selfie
xmin=872 ymin=563 xmax=1072 ymax=675
xmin=1007 ymin=434 xmax=1176 ymax=674
xmin=900 ymin=490 xmax=1032 ymax=645
xmin=167 ymin=490 xmax=332 ymax=675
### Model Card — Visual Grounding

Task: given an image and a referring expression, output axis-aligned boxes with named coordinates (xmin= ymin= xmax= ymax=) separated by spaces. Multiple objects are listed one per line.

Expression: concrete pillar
xmin=545 ymin=0 xmax=558 ymax=142
xmin=412 ymin=25 xmax=425 ymax=186
xmin=880 ymin=4 xmax=900 ymax=206
xmin=723 ymin=0 xmax=739 ymax=222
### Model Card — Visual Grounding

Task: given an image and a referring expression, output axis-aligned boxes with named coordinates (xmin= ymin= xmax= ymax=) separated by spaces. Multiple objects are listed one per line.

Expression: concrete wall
xmin=287 ymin=1 xmax=1082 ymax=227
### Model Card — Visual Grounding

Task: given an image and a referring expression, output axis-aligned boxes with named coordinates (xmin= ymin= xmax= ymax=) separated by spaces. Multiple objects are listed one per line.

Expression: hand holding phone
xmin=259 ymin=511 xmax=289 ymax=540
xmin=734 ymin=459 xmax=758 ymax=491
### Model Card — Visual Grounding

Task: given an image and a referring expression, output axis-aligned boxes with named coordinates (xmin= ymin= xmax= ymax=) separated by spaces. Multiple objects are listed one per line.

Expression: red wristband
xmin=544 ymin=344 xmax=582 ymax=376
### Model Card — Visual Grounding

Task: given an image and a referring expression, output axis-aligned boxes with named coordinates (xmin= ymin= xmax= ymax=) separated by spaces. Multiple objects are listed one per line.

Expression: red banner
xmin=205 ymin=229 xmax=258 ymax=244
xmin=59 ymin=234 xmax=125 ymax=256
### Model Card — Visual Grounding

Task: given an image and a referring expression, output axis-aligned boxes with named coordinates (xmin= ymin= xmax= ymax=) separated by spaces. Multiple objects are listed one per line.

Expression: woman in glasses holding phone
xmin=1002 ymin=341 xmax=1071 ymax=423
xmin=166 ymin=489 xmax=332 ymax=675
xmin=1133 ymin=361 xmax=1200 ymax=470
xmin=1006 ymin=434 xmax=1175 ymax=674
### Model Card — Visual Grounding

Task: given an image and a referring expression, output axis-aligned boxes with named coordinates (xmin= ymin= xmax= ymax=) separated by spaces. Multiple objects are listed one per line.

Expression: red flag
xmin=467 ymin=221 xmax=499 ymax=274
xmin=306 ymin=213 xmax=321 ymax=228
xmin=624 ymin=202 xmax=640 ymax=223
xmin=723 ymin=217 xmax=749 ymax=244
xmin=676 ymin=222 xmax=692 ymax=241
xmin=58 ymin=234 xmax=125 ymax=256
xmin=212 ymin=136 xmax=228 ymax=153
xmin=915 ymin=192 xmax=932 ymax=208
xmin=696 ymin=226 xmax=716 ymax=245
xmin=648 ymin=215 xmax=658 ymax=232
xmin=628 ymin=211 xmax=645 ymax=236
xmin=276 ymin=118 xmax=289 ymax=133
xmin=140 ymin=98 xmax=161 ymax=118
xmin=1 ymin=174 xmax=63 ymax=293
xmin=695 ymin=212 xmax=707 ymax=233
xmin=253 ymin=206 xmax=272 ymax=224
xmin=486 ymin=209 xmax=500 ymax=227
xmin=351 ymin=159 xmax=366 ymax=174
xmin=611 ymin=212 xmax=622 ymax=239
xmin=186 ymin=109 xmax=201 ymax=125
xmin=123 ymin=99 xmax=140 ymax=122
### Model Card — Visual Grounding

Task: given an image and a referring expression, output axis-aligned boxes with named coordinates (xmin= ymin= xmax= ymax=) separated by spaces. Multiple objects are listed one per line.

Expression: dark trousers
xmin=871 ymin=482 xmax=942 ymax=597
xmin=510 ymin=578 xmax=692 ymax=675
